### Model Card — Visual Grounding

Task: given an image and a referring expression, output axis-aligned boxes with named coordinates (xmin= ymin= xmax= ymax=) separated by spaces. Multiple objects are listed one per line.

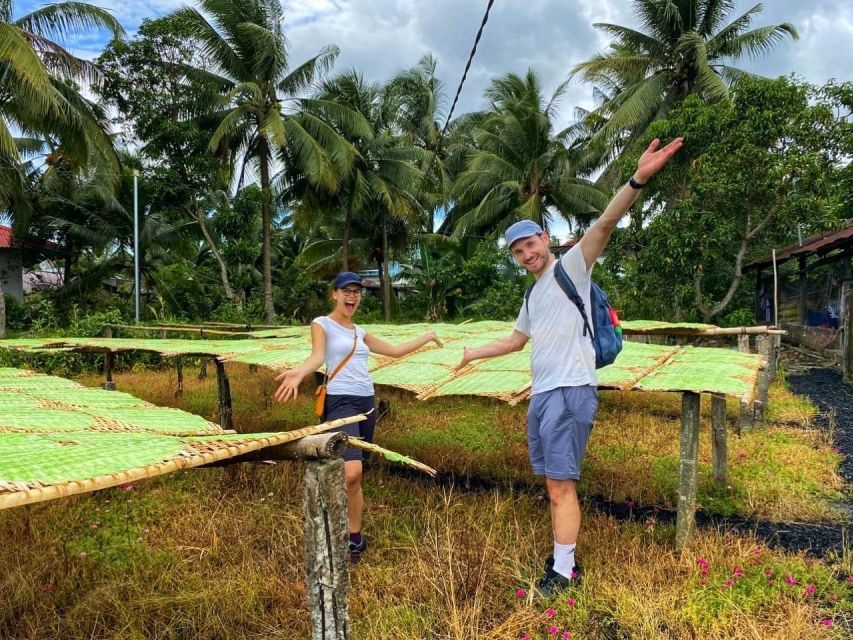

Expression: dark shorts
xmin=527 ymin=385 xmax=598 ymax=480
xmin=323 ymin=394 xmax=376 ymax=462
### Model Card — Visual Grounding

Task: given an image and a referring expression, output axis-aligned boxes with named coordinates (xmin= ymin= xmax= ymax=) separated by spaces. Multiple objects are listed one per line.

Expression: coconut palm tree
xmin=169 ymin=0 xmax=368 ymax=323
xmin=0 ymin=0 xmax=124 ymax=211
xmin=571 ymin=0 xmax=798 ymax=147
xmin=445 ymin=70 xmax=607 ymax=238
xmin=292 ymin=71 xmax=430 ymax=319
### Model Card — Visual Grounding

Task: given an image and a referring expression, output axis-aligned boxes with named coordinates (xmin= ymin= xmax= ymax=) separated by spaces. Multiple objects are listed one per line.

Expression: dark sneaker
xmin=348 ymin=535 xmax=367 ymax=563
xmin=535 ymin=561 xmax=582 ymax=599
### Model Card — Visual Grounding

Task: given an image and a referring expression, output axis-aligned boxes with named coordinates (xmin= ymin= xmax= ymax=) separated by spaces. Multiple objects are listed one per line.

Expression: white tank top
xmin=312 ymin=316 xmax=374 ymax=396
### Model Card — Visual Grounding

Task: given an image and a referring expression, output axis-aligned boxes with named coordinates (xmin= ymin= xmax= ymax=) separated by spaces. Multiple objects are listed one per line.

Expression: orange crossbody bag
xmin=314 ymin=329 xmax=358 ymax=418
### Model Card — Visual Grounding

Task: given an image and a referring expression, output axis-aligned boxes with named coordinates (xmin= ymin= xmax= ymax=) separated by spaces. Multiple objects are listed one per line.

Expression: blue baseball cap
xmin=333 ymin=271 xmax=363 ymax=289
xmin=505 ymin=220 xmax=544 ymax=248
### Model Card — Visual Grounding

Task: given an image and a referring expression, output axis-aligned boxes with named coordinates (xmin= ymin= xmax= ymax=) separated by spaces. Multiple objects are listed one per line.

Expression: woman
xmin=274 ymin=271 xmax=442 ymax=561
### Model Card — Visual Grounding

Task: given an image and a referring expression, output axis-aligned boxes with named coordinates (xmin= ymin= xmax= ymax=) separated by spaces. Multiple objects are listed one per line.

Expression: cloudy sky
xmin=17 ymin=0 xmax=853 ymax=131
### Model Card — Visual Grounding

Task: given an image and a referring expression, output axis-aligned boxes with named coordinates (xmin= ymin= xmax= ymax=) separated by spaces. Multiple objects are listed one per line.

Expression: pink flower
xmin=516 ymin=589 xmax=527 ymax=598
xmin=522 ymin=636 xmax=532 ymax=640
xmin=738 ymin=451 xmax=747 ymax=459
xmin=804 ymin=584 xmax=816 ymax=596
xmin=41 ymin=585 xmax=53 ymax=593
xmin=764 ymin=569 xmax=774 ymax=577
xmin=545 ymin=608 xmax=556 ymax=618
xmin=626 ymin=501 xmax=636 ymax=509
xmin=571 ymin=570 xmax=578 ymax=579
xmin=751 ymin=547 xmax=762 ymax=556
xmin=90 ymin=523 xmax=99 ymax=530
xmin=785 ymin=573 xmax=797 ymax=586
xmin=830 ymin=594 xmax=839 ymax=602
xmin=549 ymin=626 xmax=559 ymax=635
xmin=699 ymin=578 xmax=707 ymax=586
xmin=121 ymin=483 xmax=134 ymax=491
xmin=733 ymin=567 xmax=744 ymax=578
xmin=566 ymin=597 xmax=576 ymax=607
xmin=820 ymin=619 xmax=833 ymax=627
xmin=562 ymin=633 xmax=572 ymax=639
xmin=725 ymin=579 xmax=735 ymax=587
xmin=847 ymin=576 xmax=853 ymax=584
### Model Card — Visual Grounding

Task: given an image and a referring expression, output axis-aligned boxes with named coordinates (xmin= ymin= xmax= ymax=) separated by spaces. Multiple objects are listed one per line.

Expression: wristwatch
xmin=628 ymin=176 xmax=646 ymax=190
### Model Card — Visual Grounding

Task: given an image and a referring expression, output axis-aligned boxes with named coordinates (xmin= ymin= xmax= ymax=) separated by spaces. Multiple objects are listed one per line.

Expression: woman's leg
xmin=344 ymin=459 xmax=364 ymax=534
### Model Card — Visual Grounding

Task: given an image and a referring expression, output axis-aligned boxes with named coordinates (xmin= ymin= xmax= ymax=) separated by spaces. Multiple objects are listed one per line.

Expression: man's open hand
xmin=635 ymin=137 xmax=684 ymax=183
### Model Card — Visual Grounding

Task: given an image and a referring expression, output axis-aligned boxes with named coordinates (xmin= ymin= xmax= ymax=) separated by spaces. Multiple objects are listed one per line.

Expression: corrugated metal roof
xmin=746 ymin=224 xmax=853 ymax=270
xmin=0 ymin=226 xmax=13 ymax=249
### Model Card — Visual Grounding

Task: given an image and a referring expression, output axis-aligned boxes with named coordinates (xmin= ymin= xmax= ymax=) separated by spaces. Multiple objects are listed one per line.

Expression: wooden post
xmin=198 ymin=358 xmax=208 ymax=380
xmin=102 ymin=351 xmax=115 ymax=391
xmin=844 ymin=284 xmax=853 ymax=386
xmin=676 ymin=392 xmax=700 ymax=551
xmin=104 ymin=325 xmax=113 ymax=339
xmin=711 ymin=395 xmax=727 ymax=484
xmin=737 ymin=336 xmax=752 ymax=434
xmin=249 ymin=364 xmax=258 ymax=373
xmin=175 ymin=358 xmax=184 ymax=398
xmin=160 ymin=329 xmax=167 ymax=339
xmin=214 ymin=359 xmax=233 ymax=430
xmin=304 ymin=458 xmax=350 ymax=640
xmin=754 ymin=335 xmax=775 ymax=426
xmin=798 ymin=255 xmax=807 ymax=323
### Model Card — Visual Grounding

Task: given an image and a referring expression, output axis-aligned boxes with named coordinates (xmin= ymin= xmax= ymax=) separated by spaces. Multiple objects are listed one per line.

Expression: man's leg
xmin=546 ymin=477 xmax=580 ymax=545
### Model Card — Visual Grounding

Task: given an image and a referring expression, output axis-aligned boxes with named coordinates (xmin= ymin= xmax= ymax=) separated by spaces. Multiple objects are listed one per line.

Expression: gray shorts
xmin=527 ymin=385 xmax=598 ymax=480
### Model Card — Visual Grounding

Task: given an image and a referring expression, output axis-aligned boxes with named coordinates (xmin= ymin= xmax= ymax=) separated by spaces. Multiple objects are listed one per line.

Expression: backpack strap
xmin=523 ymin=281 xmax=536 ymax=315
xmin=554 ymin=261 xmax=594 ymax=338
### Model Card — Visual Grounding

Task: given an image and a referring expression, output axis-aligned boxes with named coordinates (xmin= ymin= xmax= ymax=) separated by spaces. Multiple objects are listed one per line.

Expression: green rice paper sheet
xmin=635 ymin=346 xmax=762 ymax=400
xmin=0 ymin=432 xmax=188 ymax=486
xmin=620 ymin=320 xmax=718 ymax=333
xmin=82 ymin=407 xmax=222 ymax=435
xmin=0 ymin=410 xmax=95 ymax=433
xmin=370 ymin=361 xmax=454 ymax=391
xmin=430 ymin=370 xmax=532 ymax=398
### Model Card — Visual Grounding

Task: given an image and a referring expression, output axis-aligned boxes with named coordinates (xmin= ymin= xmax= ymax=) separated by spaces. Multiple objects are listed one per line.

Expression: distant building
xmin=0 ymin=226 xmax=24 ymax=302
xmin=0 ymin=225 xmax=64 ymax=302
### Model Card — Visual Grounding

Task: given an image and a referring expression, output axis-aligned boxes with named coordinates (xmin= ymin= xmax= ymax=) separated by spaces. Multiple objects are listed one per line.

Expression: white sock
xmin=553 ymin=542 xmax=576 ymax=578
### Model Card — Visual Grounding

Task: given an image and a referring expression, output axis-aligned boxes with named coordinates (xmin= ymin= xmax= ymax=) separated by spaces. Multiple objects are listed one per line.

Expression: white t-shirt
xmin=312 ymin=316 xmax=374 ymax=396
xmin=514 ymin=243 xmax=597 ymax=394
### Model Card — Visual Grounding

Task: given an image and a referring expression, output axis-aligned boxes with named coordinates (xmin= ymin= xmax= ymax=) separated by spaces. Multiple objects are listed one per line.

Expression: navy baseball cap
xmin=333 ymin=271 xmax=363 ymax=289
xmin=505 ymin=220 xmax=544 ymax=248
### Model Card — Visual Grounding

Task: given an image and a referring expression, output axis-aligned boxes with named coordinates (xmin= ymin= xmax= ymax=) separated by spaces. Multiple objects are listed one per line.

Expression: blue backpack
xmin=524 ymin=260 xmax=623 ymax=369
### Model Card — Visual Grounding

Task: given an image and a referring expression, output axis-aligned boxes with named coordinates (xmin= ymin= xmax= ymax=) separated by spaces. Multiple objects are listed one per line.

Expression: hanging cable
xmin=415 ymin=0 xmax=496 ymax=209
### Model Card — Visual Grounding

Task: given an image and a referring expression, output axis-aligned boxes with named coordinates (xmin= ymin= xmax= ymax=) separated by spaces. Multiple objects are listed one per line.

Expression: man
xmin=457 ymin=137 xmax=683 ymax=597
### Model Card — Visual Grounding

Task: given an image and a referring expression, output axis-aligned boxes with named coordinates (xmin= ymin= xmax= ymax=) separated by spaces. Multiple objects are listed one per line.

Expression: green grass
xmin=0 ymin=363 xmax=847 ymax=639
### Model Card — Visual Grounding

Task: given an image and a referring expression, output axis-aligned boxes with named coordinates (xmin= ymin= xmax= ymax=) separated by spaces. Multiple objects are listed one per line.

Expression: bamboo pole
xmin=621 ymin=326 xmax=785 ymax=337
xmin=845 ymin=285 xmax=853 ymax=386
xmin=737 ymin=336 xmax=753 ymax=434
xmin=304 ymin=458 xmax=350 ymax=640
xmin=754 ymin=335 xmax=775 ymax=427
xmin=175 ymin=357 xmax=184 ymax=397
xmin=711 ymin=395 xmax=727 ymax=484
xmin=214 ymin=359 xmax=233 ymax=430
xmin=211 ymin=433 xmax=349 ymax=466
xmin=102 ymin=351 xmax=115 ymax=391
xmin=675 ymin=392 xmax=700 ymax=551
xmin=106 ymin=324 xmax=255 ymax=338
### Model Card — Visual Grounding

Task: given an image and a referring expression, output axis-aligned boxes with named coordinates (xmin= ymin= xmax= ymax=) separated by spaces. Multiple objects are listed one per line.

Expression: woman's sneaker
xmin=348 ymin=535 xmax=367 ymax=563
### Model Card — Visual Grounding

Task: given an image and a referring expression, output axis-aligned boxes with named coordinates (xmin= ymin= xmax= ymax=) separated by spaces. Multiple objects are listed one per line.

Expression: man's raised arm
xmin=580 ymin=137 xmax=683 ymax=270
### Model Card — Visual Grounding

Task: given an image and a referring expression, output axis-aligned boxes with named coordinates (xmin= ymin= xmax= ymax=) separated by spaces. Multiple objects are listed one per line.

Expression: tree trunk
xmin=341 ymin=209 xmax=351 ymax=272
xmin=259 ymin=147 xmax=275 ymax=323
xmin=381 ymin=219 xmax=391 ymax=322
xmin=193 ymin=206 xmax=239 ymax=306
